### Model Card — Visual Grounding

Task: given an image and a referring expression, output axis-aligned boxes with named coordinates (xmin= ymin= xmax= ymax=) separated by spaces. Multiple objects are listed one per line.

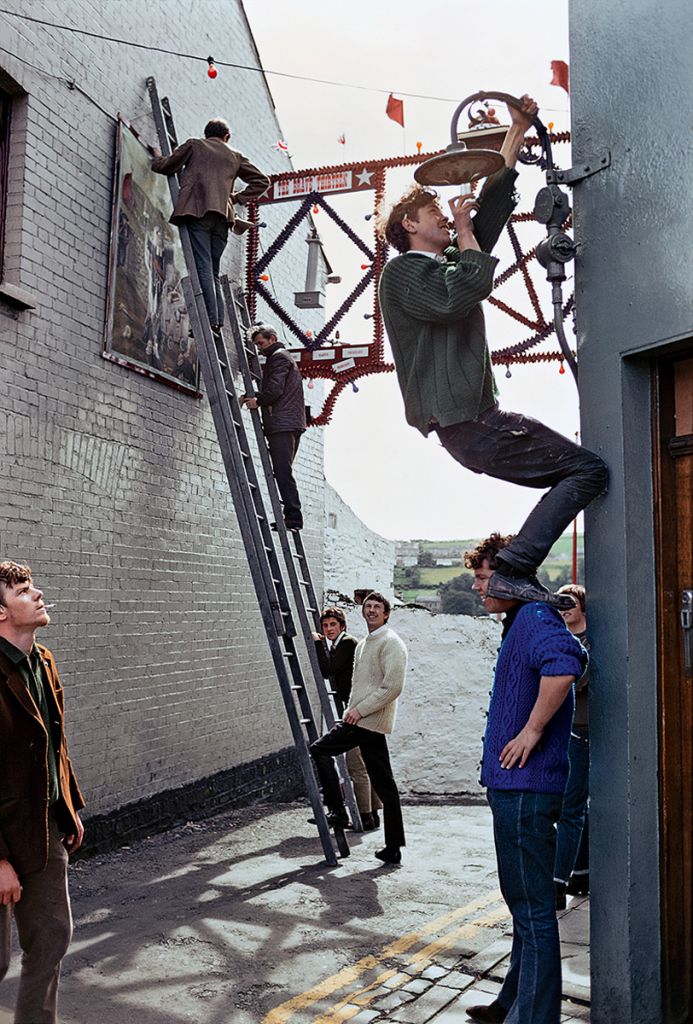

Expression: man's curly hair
xmin=463 ymin=533 xmax=514 ymax=571
xmin=0 ymin=561 xmax=32 ymax=605
xmin=376 ymin=185 xmax=441 ymax=254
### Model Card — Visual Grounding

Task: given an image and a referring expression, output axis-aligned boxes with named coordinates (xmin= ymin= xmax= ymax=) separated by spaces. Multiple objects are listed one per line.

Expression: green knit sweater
xmin=378 ymin=167 xmax=518 ymax=435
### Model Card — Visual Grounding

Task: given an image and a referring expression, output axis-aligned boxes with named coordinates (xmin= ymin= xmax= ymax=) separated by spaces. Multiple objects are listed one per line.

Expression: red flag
xmin=550 ymin=60 xmax=570 ymax=94
xmin=337 ymin=133 xmax=346 ymax=145
xmin=386 ymin=93 xmax=404 ymax=127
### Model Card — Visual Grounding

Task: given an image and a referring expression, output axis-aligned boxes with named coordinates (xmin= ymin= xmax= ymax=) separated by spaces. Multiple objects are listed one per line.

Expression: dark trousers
xmin=436 ymin=406 xmax=608 ymax=574
xmin=488 ymin=788 xmax=563 ymax=1024
xmin=310 ymin=722 xmax=405 ymax=849
xmin=0 ymin=818 xmax=72 ymax=1024
xmin=186 ymin=212 xmax=229 ymax=327
xmin=554 ymin=730 xmax=589 ymax=885
xmin=267 ymin=430 xmax=303 ymax=527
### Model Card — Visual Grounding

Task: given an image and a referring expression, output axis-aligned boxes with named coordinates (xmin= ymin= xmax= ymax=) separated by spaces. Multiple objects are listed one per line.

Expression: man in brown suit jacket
xmin=0 ymin=561 xmax=85 ymax=1024
xmin=152 ymin=117 xmax=269 ymax=329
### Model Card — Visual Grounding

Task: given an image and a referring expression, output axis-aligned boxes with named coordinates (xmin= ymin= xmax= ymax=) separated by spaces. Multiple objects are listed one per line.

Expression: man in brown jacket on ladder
xmin=152 ymin=117 xmax=269 ymax=330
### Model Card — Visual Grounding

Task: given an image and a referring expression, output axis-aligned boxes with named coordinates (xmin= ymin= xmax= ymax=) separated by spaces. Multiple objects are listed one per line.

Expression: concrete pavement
xmin=0 ymin=798 xmax=589 ymax=1023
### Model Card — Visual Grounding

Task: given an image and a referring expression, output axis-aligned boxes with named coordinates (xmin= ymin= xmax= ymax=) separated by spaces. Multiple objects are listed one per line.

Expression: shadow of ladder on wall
xmin=146 ymin=77 xmax=361 ymax=866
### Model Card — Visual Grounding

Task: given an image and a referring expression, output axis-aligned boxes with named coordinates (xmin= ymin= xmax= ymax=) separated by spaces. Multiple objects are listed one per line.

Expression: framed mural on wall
xmin=104 ymin=118 xmax=199 ymax=394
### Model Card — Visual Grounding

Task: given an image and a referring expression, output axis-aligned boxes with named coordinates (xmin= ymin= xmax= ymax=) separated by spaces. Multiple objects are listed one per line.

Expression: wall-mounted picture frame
xmin=104 ymin=118 xmax=200 ymax=395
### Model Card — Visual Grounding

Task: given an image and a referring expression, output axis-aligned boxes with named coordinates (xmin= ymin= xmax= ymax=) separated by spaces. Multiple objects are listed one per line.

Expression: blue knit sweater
xmin=481 ymin=603 xmax=587 ymax=794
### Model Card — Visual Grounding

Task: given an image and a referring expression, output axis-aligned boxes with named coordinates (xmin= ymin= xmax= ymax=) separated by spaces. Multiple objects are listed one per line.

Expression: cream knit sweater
xmin=347 ymin=625 xmax=408 ymax=734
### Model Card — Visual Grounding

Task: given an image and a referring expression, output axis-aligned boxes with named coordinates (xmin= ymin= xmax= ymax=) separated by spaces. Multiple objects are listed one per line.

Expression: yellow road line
xmin=311 ymin=905 xmax=510 ymax=1024
xmin=262 ymin=889 xmax=507 ymax=1024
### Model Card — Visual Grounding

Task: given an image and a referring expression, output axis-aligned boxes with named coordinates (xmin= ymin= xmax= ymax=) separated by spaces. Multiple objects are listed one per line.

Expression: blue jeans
xmin=487 ymin=788 xmax=563 ymax=1024
xmin=554 ymin=730 xmax=589 ymax=885
xmin=185 ymin=212 xmax=229 ymax=327
xmin=436 ymin=406 xmax=608 ymax=574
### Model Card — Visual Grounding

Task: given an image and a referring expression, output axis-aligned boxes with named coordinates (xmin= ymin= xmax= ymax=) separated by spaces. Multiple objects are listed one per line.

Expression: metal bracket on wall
xmin=546 ymin=151 xmax=611 ymax=186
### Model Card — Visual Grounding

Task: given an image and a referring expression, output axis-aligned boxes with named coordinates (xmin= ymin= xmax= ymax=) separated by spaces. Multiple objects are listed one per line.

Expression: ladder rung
xmin=305 ymin=606 xmax=317 ymax=613
xmin=290 ymin=684 xmax=303 ymax=690
xmin=297 ymin=578 xmax=310 ymax=586
xmin=299 ymin=718 xmax=312 ymax=725
xmin=283 ymin=651 xmax=295 ymax=658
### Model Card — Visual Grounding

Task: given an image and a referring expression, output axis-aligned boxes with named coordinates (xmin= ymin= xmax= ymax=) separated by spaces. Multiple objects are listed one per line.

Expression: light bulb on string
xmin=206 ymin=56 xmax=218 ymax=79
xmin=351 ymin=382 xmax=359 ymax=393
xmin=559 ymin=360 xmax=565 ymax=375
xmin=505 ymin=365 xmax=512 ymax=379
xmin=307 ymin=379 xmax=314 ymax=390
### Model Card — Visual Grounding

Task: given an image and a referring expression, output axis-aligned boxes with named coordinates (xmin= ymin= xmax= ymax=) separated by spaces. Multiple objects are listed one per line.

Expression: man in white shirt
xmin=309 ymin=593 xmax=407 ymax=864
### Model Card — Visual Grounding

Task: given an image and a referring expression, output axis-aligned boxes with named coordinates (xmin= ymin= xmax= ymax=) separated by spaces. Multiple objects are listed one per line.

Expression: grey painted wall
xmin=0 ymin=1 xmax=327 ymax=817
xmin=570 ymin=1 xmax=692 ymax=1020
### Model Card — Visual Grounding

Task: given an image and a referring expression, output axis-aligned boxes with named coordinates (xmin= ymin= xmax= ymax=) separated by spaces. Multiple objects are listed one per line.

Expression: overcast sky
xmin=243 ymin=0 xmax=579 ymax=541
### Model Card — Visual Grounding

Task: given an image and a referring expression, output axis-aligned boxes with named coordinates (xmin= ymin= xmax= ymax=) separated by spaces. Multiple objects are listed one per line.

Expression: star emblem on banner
xmin=355 ymin=167 xmax=374 ymax=186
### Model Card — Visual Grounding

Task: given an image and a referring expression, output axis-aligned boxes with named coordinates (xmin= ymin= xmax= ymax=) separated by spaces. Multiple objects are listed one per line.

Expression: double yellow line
xmin=263 ymin=888 xmax=508 ymax=1024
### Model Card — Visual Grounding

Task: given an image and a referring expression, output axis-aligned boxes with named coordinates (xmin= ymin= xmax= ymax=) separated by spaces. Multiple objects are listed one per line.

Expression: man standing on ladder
xmin=241 ymin=325 xmax=306 ymax=531
xmin=151 ymin=118 xmax=269 ymax=331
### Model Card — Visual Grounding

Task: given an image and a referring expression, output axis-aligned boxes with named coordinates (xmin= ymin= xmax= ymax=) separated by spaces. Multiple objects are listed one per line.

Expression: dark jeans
xmin=487 ymin=788 xmax=563 ymax=1024
xmin=186 ymin=212 xmax=229 ymax=327
xmin=554 ymin=730 xmax=589 ymax=885
xmin=310 ymin=722 xmax=405 ymax=849
xmin=267 ymin=430 xmax=303 ymax=527
xmin=436 ymin=406 xmax=608 ymax=573
xmin=0 ymin=818 xmax=72 ymax=1024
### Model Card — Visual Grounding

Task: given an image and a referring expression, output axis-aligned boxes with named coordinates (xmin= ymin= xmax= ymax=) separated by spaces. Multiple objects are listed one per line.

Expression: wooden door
xmin=653 ymin=352 xmax=693 ymax=1024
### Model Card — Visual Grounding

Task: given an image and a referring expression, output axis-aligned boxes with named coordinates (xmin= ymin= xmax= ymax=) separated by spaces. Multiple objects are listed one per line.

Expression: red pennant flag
xmin=386 ymin=93 xmax=404 ymax=127
xmin=550 ymin=60 xmax=570 ymax=94
xmin=337 ymin=133 xmax=346 ymax=145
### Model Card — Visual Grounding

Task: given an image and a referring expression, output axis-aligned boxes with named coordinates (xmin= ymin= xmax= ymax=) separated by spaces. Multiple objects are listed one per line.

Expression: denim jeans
xmin=554 ymin=730 xmax=589 ymax=885
xmin=436 ymin=406 xmax=608 ymax=573
xmin=487 ymin=788 xmax=563 ymax=1024
xmin=310 ymin=722 xmax=405 ymax=849
xmin=267 ymin=430 xmax=303 ymax=527
xmin=185 ymin=212 xmax=229 ymax=327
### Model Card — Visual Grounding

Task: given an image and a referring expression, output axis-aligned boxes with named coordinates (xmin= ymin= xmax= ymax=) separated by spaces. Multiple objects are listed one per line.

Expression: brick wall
xmin=323 ymin=484 xmax=395 ymax=602
xmin=0 ymin=1 xmax=326 ymax=818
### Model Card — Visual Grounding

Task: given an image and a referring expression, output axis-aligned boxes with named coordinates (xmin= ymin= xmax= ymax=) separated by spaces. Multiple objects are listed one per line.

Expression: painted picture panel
xmin=104 ymin=119 xmax=199 ymax=393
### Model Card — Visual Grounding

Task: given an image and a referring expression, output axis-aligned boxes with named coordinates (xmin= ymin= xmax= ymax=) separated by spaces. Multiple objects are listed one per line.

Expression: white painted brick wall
xmin=323 ymin=484 xmax=395 ymax=602
xmin=333 ymin=606 xmax=500 ymax=795
xmin=0 ymin=0 xmax=327 ymax=815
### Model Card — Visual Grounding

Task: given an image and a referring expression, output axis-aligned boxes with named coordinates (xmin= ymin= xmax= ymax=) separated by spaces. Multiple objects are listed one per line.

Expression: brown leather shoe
xmin=466 ymin=999 xmax=507 ymax=1023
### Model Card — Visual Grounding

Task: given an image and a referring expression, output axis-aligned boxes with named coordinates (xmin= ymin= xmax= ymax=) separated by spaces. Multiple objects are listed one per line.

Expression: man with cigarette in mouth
xmin=0 ymin=561 xmax=85 ymax=1024
xmin=377 ymin=95 xmax=607 ymax=610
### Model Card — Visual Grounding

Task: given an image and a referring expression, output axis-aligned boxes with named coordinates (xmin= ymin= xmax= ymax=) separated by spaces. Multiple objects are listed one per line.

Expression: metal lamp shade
xmin=414 ymin=143 xmax=505 ymax=186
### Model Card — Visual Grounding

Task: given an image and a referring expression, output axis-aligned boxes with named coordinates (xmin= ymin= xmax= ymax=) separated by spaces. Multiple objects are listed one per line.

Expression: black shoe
xmin=555 ymin=881 xmax=567 ymax=910
xmin=566 ymin=874 xmax=590 ymax=896
xmin=486 ymin=571 xmax=575 ymax=609
xmin=466 ymin=1000 xmax=507 ymax=1023
xmin=285 ymin=521 xmax=303 ymax=531
xmin=361 ymin=812 xmax=379 ymax=831
xmin=307 ymin=810 xmax=350 ymax=829
xmin=375 ymin=846 xmax=401 ymax=865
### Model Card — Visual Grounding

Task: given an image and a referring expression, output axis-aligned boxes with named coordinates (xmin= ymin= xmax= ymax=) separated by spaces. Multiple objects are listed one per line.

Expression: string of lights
xmin=0 ymin=7 xmax=569 ymax=111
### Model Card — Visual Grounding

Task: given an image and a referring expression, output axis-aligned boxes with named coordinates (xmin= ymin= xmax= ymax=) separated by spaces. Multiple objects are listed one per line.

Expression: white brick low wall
xmin=323 ymin=484 xmax=395 ymax=602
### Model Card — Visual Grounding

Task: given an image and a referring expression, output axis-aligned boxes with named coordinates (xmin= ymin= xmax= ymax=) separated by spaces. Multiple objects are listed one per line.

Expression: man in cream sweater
xmin=309 ymin=592 xmax=408 ymax=865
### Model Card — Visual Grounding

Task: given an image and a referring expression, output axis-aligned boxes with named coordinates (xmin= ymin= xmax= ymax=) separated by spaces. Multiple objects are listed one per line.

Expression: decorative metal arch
xmin=245 ymin=133 xmax=572 ymax=426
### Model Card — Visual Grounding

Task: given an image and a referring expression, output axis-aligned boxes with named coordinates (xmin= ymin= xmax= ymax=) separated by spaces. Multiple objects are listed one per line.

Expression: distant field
xmin=415 ymin=534 xmax=583 ymax=561
xmin=419 ymin=566 xmax=464 ymax=585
